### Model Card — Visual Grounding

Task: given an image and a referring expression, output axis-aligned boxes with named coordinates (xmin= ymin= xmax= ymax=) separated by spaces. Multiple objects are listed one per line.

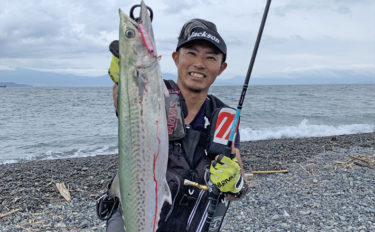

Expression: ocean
xmin=1 ymin=84 xmax=374 ymax=164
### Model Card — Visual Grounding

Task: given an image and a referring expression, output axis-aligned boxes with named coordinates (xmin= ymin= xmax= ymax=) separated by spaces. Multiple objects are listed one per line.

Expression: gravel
xmin=1 ymin=132 xmax=374 ymax=231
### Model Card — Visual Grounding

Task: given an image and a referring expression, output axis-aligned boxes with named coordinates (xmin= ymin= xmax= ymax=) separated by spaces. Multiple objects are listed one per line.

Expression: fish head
xmin=119 ymin=10 xmax=153 ymax=68
xmin=119 ymin=2 xmax=157 ymax=69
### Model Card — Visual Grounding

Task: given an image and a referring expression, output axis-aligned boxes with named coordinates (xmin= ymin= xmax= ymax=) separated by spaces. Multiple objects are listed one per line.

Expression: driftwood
xmin=0 ymin=209 xmax=20 ymax=218
xmin=55 ymin=183 xmax=71 ymax=202
xmin=335 ymin=154 xmax=375 ymax=169
xmin=250 ymin=170 xmax=288 ymax=174
xmin=185 ymin=170 xmax=289 ymax=190
xmin=245 ymin=170 xmax=288 ymax=180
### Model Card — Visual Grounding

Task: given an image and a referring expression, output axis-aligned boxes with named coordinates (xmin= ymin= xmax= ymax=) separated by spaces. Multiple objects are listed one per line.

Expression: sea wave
xmin=0 ymin=145 xmax=118 ymax=165
xmin=240 ymin=119 xmax=375 ymax=141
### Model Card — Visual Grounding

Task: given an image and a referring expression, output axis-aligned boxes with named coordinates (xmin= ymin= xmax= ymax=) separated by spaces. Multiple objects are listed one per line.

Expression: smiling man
xmin=172 ymin=39 xmax=227 ymax=125
xmin=100 ymin=18 xmax=249 ymax=232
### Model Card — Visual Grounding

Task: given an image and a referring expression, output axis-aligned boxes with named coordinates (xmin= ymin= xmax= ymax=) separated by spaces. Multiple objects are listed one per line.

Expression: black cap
xmin=176 ymin=20 xmax=227 ymax=61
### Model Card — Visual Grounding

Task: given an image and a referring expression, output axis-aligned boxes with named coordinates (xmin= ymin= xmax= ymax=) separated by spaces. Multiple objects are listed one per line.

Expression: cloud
xmin=0 ymin=0 xmax=374 ymax=79
xmin=0 ymin=2 xmax=111 ymax=58
xmin=158 ymin=0 xmax=196 ymax=15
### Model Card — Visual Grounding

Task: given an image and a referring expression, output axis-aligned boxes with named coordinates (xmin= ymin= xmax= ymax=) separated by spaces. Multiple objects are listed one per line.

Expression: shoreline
xmin=1 ymin=132 xmax=374 ymax=231
xmin=2 ymin=132 xmax=374 ymax=166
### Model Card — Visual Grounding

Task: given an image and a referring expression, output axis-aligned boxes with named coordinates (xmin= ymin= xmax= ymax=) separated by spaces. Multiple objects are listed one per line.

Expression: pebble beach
xmin=1 ymin=132 xmax=374 ymax=231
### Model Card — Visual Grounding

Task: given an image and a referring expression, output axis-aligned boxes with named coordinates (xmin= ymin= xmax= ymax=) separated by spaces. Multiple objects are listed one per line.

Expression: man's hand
xmin=109 ymin=55 xmax=119 ymax=84
xmin=209 ymin=155 xmax=244 ymax=194
xmin=108 ymin=40 xmax=120 ymax=112
xmin=108 ymin=40 xmax=120 ymax=84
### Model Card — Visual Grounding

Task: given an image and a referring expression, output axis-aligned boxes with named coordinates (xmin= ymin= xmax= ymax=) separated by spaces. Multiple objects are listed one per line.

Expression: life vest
xmin=158 ymin=80 xmax=238 ymax=232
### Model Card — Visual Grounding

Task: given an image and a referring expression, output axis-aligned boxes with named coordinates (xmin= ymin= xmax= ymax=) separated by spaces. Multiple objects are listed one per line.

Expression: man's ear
xmin=218 ymin=62 xmax=227 ymax=76
xmin=172 ymin=51 xmax=179 ymax=66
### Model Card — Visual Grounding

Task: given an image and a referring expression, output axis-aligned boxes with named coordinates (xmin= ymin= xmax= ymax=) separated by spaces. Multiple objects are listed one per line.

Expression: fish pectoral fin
xmin=163 ymin=179 xmax=172 ymax=205
xmin=162 ymin=80 xmax=169 ymax=97
xmin=109 ymin=174 xmax=120 ymax=198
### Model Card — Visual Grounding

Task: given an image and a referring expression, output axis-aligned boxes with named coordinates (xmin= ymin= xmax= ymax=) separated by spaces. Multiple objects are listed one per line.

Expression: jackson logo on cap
xmin=188 ymin=29 xmax=221 ymax=44
xmin=176 ymin=26 xmax=227 ymax=60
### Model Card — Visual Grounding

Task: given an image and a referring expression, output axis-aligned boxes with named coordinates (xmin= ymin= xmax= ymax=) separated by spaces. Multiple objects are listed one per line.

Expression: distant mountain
xmin=0 ymin=67 xmax=374 ymax=87
xmin=252 ymin=68 xmax=375 ymax=85
xmin=0 ymin=68 xmax=177 ymax=87
xmin=0 ymin=68 xmax=112 ymax=87
xmin=0 ymin=82 xmax=31 ymax=87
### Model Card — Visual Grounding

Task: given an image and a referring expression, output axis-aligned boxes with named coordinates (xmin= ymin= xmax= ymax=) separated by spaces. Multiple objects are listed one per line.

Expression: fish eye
xmin=125 ymin=29 xmax=135 ymax=38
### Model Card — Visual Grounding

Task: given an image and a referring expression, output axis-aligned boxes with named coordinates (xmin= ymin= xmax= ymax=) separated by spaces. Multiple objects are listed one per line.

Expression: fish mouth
xmin=188 ymin=71 xmax=206 ymax=79
xmin=119 ymin=9 xmax=139 ymax=29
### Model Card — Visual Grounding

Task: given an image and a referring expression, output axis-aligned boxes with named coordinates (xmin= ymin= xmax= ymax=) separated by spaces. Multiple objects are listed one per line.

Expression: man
xmin=101 ymin=18 xmax=248 ymax=231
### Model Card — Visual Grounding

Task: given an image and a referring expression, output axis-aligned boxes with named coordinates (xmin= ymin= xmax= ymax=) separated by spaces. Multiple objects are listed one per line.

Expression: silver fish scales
xmin=110 ymin=1 xmax=171 ymax=231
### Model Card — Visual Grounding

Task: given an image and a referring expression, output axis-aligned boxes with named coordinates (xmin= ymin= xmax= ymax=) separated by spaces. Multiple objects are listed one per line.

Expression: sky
xmin=0 ymin=0 xmax=374 ymax=81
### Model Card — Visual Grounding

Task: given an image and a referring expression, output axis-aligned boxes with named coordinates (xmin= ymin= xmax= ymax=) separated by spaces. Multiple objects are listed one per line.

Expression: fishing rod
xmin=227 ymin=0 xmax=272 ymax=148
xmin=203 ymin=0 xmax=273 ymax=231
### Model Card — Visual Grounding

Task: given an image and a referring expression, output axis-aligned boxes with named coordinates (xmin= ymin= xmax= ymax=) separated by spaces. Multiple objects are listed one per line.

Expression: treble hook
xmin=129 ymin=4 xmax=154 ymax=22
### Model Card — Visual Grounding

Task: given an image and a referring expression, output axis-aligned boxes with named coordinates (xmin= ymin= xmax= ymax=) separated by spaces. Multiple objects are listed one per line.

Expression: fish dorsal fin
xmin=163 ymin=179 xmax=172 ymax=205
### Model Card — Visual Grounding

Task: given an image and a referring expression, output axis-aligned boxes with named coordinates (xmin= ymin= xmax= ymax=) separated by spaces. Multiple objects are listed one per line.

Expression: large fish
xmin=110 ymin=1 xmax=171 ymax=231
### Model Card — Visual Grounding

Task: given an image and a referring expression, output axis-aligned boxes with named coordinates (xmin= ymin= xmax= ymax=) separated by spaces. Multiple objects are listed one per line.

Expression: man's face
xmin=172 ymin=42 xmax=227 ymax=94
